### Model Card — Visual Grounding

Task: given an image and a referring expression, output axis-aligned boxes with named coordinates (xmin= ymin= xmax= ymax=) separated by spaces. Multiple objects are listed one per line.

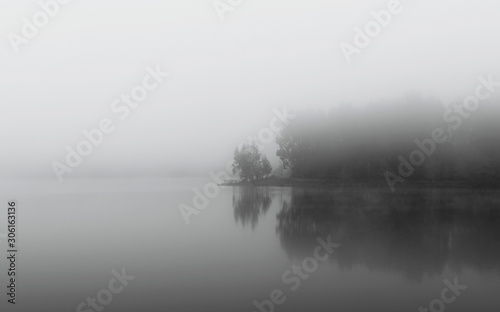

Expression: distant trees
xmin=275 ymin=93 xmax=500 ymax=184
xmin=233 ymin=142 xmax=272 ymax=181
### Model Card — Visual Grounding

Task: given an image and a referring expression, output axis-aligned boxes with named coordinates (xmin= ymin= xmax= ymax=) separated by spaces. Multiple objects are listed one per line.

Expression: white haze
xmin=0 ymin=0 xmax=499 ymax=179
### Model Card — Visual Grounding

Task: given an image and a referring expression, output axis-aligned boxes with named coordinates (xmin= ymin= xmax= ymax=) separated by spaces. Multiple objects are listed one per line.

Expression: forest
xmin=275 ymin=93 xmax=500 ymax=185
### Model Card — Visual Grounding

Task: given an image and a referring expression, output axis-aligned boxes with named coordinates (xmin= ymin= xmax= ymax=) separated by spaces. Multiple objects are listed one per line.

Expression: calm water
xmin=0 ymin=179 xmax=499 ymax=311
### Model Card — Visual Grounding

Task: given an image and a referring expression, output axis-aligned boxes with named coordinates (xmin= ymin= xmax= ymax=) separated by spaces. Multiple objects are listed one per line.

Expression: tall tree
xmin=233 ymin=142 xmax=273 ymax=181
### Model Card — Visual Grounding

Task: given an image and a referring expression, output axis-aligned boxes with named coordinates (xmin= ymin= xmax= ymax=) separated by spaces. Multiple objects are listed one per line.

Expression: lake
xmin=0 ymin=178 xmax=499 ymax=311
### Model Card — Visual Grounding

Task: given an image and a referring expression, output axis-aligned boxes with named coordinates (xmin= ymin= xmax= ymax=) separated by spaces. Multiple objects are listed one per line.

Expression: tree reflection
xmin=232 ymin=186 xmax=272 ymax=229
xmin=276 ymin=187 xmax=500 ymax=281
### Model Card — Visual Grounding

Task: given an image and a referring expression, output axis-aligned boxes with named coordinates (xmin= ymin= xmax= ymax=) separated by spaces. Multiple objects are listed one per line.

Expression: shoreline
xmin=220 ymin=176 xmax=500 ymax=189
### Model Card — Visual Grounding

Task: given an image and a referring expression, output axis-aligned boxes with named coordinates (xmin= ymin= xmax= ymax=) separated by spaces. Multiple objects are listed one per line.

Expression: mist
xmin=1 ymin=0 xmax=500 ymax=180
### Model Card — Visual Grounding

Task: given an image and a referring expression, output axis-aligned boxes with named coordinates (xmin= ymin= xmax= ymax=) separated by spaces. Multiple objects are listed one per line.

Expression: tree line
xmin=233 ymin=93 xmax=500 ymax=185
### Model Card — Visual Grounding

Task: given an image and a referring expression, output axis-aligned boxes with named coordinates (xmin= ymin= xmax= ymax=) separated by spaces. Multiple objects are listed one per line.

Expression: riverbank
xmin=221 ymin=176 xmax=500 ymax=189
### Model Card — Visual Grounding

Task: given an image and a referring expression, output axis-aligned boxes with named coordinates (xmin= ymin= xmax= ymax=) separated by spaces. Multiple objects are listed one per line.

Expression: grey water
xmin=0 ymin=178 xmax=499 ymax=312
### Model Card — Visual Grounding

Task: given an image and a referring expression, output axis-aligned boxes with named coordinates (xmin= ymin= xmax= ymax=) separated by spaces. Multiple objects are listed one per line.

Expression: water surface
xmin=0 ymin=179 xmax=499 ymax=311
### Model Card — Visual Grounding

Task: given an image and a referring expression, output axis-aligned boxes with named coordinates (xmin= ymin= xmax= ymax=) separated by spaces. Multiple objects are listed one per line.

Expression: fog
xmin=1 ymin=0 xmax=500 ymax=179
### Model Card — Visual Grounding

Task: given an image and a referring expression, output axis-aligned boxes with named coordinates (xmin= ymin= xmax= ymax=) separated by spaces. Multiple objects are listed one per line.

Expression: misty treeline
xmin=276 ymin=93 xmax=500 ymax=184
xmin=232 ymin=143 xmax=272 ymax=181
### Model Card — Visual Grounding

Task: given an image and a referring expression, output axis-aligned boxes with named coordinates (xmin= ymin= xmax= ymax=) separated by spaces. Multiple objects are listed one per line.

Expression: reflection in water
xmin=274 ymin=187 xmax=500 ymax=281
xmin=232 ymin=186 xmax=272 ymax=229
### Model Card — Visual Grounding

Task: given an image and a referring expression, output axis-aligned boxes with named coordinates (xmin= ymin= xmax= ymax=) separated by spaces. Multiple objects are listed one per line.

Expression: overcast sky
xmin=1 ymin=0 xmax=499 ymax=179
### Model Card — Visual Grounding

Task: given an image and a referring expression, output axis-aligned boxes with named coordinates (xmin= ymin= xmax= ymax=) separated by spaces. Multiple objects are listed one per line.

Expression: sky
xmin=0 ymin=0 xmax=499 ymax=179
